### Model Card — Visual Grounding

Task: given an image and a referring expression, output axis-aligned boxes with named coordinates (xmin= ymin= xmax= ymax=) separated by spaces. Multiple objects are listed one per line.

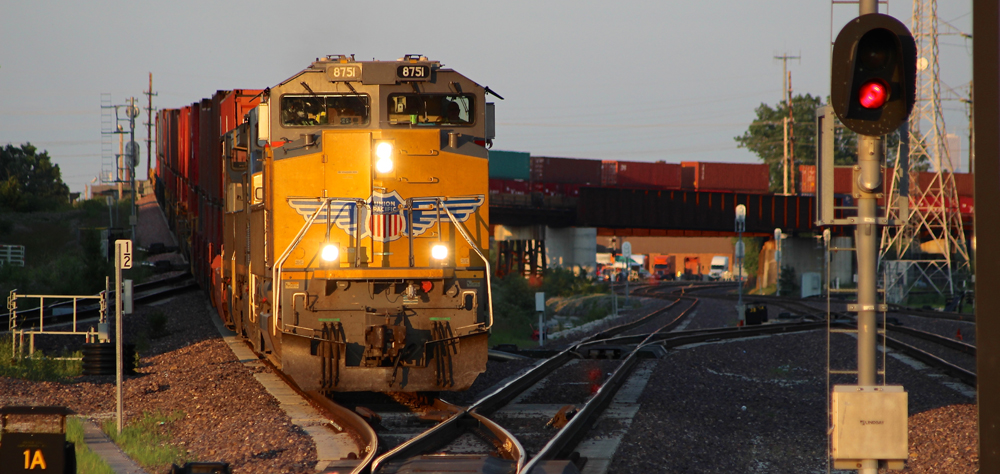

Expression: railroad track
xmin=212 ymin=280 xmax=974 ymax=474
xmin=305 ymin=281 xmax=822 ymax=474
xmin=641 ymin=284 xmax=978 ymax=387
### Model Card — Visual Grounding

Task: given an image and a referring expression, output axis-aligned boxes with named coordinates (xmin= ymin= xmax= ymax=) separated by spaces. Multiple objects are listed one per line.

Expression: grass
xmin=66 ymin=417 xmax=116 ymax=474
xmin=0 ymin=339 xmax=82 ymax=381
xmin=101 ymin=410 xmax=191 ymax=472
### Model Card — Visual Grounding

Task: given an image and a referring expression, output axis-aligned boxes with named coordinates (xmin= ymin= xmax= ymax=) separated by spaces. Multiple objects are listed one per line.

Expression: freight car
xmin=156 ymin=55 xmax=495 ymax=393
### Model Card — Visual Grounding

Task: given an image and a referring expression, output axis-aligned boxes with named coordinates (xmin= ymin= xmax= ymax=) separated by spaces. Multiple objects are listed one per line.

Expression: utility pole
xmin=788 ymin=73 xmax=796 ymax=193
xmin=775 ymin=53 xmax=799 ymax=195
xmin=144 ymin=73 xmax=157 ymax=183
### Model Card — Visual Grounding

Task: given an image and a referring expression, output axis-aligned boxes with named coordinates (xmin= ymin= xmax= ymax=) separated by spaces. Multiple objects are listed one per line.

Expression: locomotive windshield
xmin=281 ymin=94 xmax=370 ymax=127
xmin=387 ymin=93 xmax=474 ymax=126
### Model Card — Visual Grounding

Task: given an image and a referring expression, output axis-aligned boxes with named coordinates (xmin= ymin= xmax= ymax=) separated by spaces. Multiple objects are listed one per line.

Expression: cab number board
xmin=327 ymin=65 xmax=360 ymax=81
xmin=397 ymin=65 xmax=431 ymax=81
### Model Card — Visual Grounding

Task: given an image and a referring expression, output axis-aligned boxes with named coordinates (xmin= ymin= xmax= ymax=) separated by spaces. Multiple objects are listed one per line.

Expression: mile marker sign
xmin=116 ymin=240 xmax=132 ymax=269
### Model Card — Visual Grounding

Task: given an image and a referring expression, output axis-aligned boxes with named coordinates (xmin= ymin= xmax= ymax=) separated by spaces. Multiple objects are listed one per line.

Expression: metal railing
xmin=7 ymin=290 xmax=106 ymax=358
xmin=0 ymin=244 xmax=25 ymax=267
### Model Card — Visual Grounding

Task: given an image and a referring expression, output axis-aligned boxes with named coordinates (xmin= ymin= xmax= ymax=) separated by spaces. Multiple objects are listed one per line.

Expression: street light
xmin=735 ymin=204 xmax=746 ymax=325
xmin=774 ymin=228 xmax=783 ymax=296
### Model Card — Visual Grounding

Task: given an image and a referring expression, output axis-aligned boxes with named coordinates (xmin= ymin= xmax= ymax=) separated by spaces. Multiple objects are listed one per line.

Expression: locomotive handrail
xmin=272 ymin=196 xmax=366 ymax=336
xmin=440 ymin=203 xmax=494 ymax=330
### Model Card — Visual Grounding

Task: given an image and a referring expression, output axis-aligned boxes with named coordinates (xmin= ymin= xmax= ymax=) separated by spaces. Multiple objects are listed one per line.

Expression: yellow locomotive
xmin=220 ymin=55 xmax=495 ymax=392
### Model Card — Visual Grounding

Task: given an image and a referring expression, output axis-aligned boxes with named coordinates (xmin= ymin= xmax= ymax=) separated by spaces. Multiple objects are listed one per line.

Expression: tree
xmin=0 ymin=143 xmax=69 ymax=211
xmin=735 ymin=94 xmax=903 ymax=193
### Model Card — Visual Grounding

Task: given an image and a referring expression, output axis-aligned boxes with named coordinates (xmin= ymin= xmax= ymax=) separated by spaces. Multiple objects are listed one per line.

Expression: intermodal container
xmin=178 ymin=106 xmax=192 ymax=206
xmin=916 ymin=171 xmax=975 ymax=198
xmin=680 ymin=162 xmax=769 ymax=193
xmin=601 ymin=161 xmax=617 ymax=186
xmin=489 ymin=150 xmax=531 ymax=180
xmin=615 ymin=161 xmax=682 ymax=189
xmin=531 ymin=156 xmax=602 ymax=185
xmin=799 ymin=165 xmax=816 ymax=194
xmin=955 ymin=172 xmax=973 ymax=197
xmin=489 ymin=179 xmax=531 ymax=195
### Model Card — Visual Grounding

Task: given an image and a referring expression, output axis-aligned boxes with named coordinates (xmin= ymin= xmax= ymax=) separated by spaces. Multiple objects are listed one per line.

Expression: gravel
xmin=1 ymin=291 xmax=316 ymax=474
xmin=607 ymin=297 xmax=979 ymax=473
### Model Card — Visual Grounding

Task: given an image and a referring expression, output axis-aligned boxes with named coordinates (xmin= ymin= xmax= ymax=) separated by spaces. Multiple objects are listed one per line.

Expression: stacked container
xmin=531 ymin=156 xmax=602 ymax=185
xmin=680 ymin=162 xmax=770 ymax=193
xmin=602 ymin=160 xmax=682 ymax=189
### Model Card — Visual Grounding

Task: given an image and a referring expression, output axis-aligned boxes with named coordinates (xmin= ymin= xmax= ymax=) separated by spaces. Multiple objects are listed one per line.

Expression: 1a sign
xmin=116 ymin=239 xmax=132 ymax=269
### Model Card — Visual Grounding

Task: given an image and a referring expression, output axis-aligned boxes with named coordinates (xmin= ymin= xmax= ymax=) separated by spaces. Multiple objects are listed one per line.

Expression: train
xmin=155 ymin=55 xmax=495 ymax=393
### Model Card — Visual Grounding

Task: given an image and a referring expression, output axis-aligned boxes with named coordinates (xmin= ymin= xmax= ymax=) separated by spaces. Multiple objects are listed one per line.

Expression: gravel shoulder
xmin=1 ymin=290 xmax=316 ymax=474
xmin=608 ymin=295 xmax=978 ymax=473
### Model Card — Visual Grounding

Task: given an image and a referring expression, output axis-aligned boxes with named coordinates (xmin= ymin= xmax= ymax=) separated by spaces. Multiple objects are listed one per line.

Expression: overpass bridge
xmin=490 ymin=187 xmax=818 ymax=237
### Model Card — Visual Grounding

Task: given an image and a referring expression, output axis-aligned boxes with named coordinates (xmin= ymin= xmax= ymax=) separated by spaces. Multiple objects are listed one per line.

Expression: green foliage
xmin=102 ymin=411 xmax=192 ymax=472
xmin=79 ymin=197 xmax=111 ymax=219
xmin=738 ymin=237 xmax=764 ymax=278
xmin=66 ymin=417 xmax=116 ymax=474
xmin=778 ymin=264 xmax=799 ymax=297
xmin=0 ymin=226 xmax=111 ymax=296
xmin=0 ymin=143 xmax=70 ymax=211
xmin=734 ymin=94 xmax=907 ymax=192
xmin=489 ymin=273 xmax=537 ymax=346
xmin=0 ymin=339 xmax=83 ymax=381
xmin=540 ymin=267 xmax=607 ymax=298
xmin=489 ymin=269 xmax=609 ymax=346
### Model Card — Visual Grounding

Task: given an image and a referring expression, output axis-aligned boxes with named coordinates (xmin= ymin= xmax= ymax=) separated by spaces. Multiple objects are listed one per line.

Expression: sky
xmin=0 ymin=1 xmax=974 ymax=195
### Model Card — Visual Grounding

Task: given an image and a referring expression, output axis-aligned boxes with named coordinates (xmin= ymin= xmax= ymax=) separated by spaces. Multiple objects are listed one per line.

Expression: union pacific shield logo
xmin=288 ymin=191 xmax=484 ymax=243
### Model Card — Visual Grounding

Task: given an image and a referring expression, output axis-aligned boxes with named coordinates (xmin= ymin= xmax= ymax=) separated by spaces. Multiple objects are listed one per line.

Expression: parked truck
xmin=709 ymin=255 xmax=731 ymax=281
xmin=647 ymin=254 xmax=676 ymax=281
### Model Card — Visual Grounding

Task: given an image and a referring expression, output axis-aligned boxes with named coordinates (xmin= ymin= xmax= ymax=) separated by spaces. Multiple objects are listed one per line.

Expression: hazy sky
xmin=0 ymin=1 xmax=973 ymax=195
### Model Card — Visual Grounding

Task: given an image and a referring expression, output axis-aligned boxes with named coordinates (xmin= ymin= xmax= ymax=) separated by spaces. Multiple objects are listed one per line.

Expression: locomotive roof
xmin=275 ymin=54 xmax=483 ymax=89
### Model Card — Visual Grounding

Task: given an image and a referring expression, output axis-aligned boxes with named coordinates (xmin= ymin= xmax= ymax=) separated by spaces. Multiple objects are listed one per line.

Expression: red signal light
xmin=858 ymin=80 xmax=889 ymax=109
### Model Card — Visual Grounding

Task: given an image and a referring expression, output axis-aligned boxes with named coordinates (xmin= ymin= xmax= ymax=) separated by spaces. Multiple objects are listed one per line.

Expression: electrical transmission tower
xmin=880 ymin=0 xmax=970 ymax=302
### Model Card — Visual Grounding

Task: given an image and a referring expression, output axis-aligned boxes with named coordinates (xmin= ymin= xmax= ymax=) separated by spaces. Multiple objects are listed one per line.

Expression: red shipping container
xmin=489 ymin=179 xmax=504 ymax=194
xmin=532 ymin=181 xmax=561 ymax=196
xmin=616 ymin=161 xmax=681 ymax=189
xmin=531 ymin=156 xmax=602 ymax=184
xmin=189 ymin=102 xmax=202 ymax=218
xmin=178 ymin=106 xmax=192 ymax=206
xmin=955 ymin=172 xmax=974 ymax=197
xmin=681 ymin=162 xmax=769 ymax=193
xmin=504 ymin=179 xmax=530 ymax=195
xmin=601 ymin=161 xmax=617 ymax=186
xmin=959 ymin=196 xmax=974 ymax=215
xmin=562 ymin=183 xmax=582 ymax=197
xmin=799 ymin=165 xmax=816 ymax=194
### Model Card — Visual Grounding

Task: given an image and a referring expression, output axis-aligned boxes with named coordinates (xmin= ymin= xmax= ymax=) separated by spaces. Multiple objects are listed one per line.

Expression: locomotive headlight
xmin=321 ymin=244 xmax=339 ymax=262
xmin=375 ymin=141 xmax=394 ymax=173
xmin=431 ymin=244 xmax=448 ymax=260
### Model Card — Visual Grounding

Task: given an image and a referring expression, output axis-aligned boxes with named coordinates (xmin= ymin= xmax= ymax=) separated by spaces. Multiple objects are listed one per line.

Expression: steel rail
xmin=881 ymin=335 xmax=977 ymax=387
xmin=885 ymin=323 xmax=976 ymax=356
xmin=369 ymin=398 xmax=525 ymax=473
xmin=305 ymin=391 xmax=379 ymax=474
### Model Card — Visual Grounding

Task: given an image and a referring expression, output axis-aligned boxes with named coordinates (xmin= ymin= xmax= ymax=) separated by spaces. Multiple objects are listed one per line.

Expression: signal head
xmin=831 ymin=13 xmax=916 ymax=136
